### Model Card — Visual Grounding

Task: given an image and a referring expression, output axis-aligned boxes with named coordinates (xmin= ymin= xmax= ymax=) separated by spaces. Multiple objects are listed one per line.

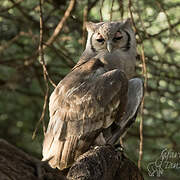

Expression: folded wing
xmin=42 ymin=58 xmax=128 ymax=170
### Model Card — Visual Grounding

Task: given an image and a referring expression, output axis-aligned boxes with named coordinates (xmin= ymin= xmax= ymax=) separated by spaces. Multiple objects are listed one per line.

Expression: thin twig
xmin=156 ymin=1 xmax=174 ymax=34
xmin=100 ymin=0 xmax=104 ymax=21
xmin=45 ymin=0 xmax=76 ymax=47
xmin=138 ymin=45 xmax=147 ymax=169
xmin=49 ymin=43 xmax=76 ymax=68
xmin=88 ymin=0 xmax=99 ymax=12
xmin=82 ymin=6 xmax=88 ymax=48
xmin=0 ymin=0 xmax=24 ymax=13
xmin=110 ymin=0 xmax=115 ymax=21
xmin=42 ymin=65 xmax=56 ymax=88
xmin=128 ymin=0 xmax=138 ymax=37
xmin=33 ymin=0 xmax=75 ymax=139
xmin=0 ymin=32 xmax=21 ymax=53
xmin=32 ymin=0 xmax=48 ymax=139
xmin=118 ymin=0 xmax=124 ymax=20
xmin=10 ymin=0 xmax=77 ymax=72
xmin=128 ymin=0 xmax=147 ymax=170
xmin=142 ymin=20 xmax=180 ymax=40
xmin=9 ymin=0 xmax=38 ymax=24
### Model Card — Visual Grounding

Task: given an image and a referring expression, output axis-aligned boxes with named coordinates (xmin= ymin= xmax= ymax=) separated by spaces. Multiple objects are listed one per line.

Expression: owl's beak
xmin=107 ymin=41 xmax=113 ymax=53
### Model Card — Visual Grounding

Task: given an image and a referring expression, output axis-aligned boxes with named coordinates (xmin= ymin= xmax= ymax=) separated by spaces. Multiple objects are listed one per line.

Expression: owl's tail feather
xmin=42 ymin=134 xmax=78 ymax=170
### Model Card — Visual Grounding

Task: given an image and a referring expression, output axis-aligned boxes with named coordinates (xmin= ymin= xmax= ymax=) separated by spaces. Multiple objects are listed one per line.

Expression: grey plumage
xmin=42 ymin=58 xmax=128 ymax=170
xmin=42 ymin=19 xmax=143 ymax=170
xmin=75 ymin=19 xmax=137 ymax=79
xmin=106 ymin=78 xmax=143 ymax=145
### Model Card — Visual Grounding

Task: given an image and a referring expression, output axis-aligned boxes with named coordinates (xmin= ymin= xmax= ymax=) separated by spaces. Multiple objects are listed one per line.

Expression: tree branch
xmin=0 ymin=139 xmax=144 ymax=180
xmin=45 ymin=0 xmax=76 ymax=47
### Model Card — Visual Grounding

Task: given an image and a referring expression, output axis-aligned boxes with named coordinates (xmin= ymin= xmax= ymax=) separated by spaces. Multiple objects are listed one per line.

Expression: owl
xmin=42 ymin=19 xmax=143 ymax=170
xmin=75 ymin=18 xmax=137 ymax=79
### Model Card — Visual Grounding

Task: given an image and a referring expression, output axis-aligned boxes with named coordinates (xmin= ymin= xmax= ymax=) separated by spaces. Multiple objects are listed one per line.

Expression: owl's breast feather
xmin=97 ymin=51 xmax=136 ymax=79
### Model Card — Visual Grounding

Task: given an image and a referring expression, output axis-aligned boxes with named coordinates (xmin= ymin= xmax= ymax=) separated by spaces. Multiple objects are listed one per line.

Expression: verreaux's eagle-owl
xmin=42 ymin=19 xmax=143 ymax=170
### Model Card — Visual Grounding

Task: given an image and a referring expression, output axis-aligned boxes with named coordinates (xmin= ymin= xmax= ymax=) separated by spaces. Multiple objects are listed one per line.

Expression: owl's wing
xmin=107 ymin=78 xmax=143 ymax=145
xmin=42 ymin=58 xmax=128 ymax=170
xmin=120 ymin=78 xmax=143 ymax=125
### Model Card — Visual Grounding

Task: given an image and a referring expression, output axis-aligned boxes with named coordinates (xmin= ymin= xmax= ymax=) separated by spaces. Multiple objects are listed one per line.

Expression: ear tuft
xmin=123 ymin=18 xmax=132 ymax=28
xmin=86 ymin=22 xmax=96 ymax=32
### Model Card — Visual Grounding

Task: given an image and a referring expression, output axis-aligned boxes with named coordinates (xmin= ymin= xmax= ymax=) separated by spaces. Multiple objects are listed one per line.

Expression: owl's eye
xmin=113 ymin=36 xmax=123 ymax=41
xmin=113 ymin=31 xmax=123 ymax=41
xmin=96 ymin=38 xmax=105 ymax=43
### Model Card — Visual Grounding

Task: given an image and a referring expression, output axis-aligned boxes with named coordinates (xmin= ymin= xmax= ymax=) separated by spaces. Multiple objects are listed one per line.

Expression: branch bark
xmin=0 ymin=139 xmax=66 ymax=180
xmin=0 ymin=139 xmax=144 ymax=180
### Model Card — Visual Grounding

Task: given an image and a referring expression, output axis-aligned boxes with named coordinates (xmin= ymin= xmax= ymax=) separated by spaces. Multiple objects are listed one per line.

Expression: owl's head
xmin=85 ymin=19 xmax=136 ymax=54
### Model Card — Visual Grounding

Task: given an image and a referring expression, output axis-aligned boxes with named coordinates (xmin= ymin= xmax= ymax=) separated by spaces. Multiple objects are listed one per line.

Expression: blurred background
xmin=0 ymin=0 xmax=179 ymax=179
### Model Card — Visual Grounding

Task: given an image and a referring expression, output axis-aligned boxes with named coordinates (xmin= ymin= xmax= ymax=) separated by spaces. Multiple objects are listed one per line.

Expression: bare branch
xmin=100 ymin=0 xmax=104 ymax=21
xmin=82 ymin=6 xmax=88 ymax=48
xmin=0 ymin=0 xmax=24 ymax=13
xmin=45 ymin=0 xmax=76 ymax=47
xmin=32 ymin=0 xmax=49 ymax=140
xmin=110 ymin=0 xmax=115 ymax=21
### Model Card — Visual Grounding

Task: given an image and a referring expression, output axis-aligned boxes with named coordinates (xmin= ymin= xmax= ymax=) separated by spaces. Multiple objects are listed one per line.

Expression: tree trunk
xmin=0 ymin=139 xmax=143 ymax=180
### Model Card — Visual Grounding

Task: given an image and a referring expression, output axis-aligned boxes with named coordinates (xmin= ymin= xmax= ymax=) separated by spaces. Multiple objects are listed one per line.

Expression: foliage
xmin=0 ymin=0 xmax=179 ymax=179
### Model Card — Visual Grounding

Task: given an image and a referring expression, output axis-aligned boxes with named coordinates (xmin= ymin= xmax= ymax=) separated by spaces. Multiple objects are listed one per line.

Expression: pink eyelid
xmin=97 ymin=34 xmax=104 ymax=39
xmin=115 ymin=31 xmax=122 ymax=38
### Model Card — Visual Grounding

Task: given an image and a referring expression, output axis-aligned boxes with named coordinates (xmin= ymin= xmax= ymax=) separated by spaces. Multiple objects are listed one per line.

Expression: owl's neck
xmin=79 ymin=46 xmax=97 ymax=64
xmin=80 ymin=46 xmax=136 ymax=62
